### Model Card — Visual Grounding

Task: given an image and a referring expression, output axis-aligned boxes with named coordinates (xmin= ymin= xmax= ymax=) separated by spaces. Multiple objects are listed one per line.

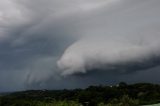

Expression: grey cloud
xmin=58 ymin=0 xmax=160 ymax=75
xmin=0 ymin=0 xmax=160 ymax=91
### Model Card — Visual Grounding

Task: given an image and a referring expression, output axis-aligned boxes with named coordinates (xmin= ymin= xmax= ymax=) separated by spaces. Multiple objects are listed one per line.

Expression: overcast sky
xmin=0 ymin=0 xmax=160 ymax=92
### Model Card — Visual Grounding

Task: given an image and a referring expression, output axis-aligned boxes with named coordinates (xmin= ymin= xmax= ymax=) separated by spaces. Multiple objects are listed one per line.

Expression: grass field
xmin=144 ymin=103 xmax=160 ymax=106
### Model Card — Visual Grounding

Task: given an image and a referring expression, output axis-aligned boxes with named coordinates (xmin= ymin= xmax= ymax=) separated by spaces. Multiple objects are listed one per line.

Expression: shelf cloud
xmin=58 ymin=0 xmax=160 ymax=76
xmin=0 ymin=0 xmax=160 ymax=91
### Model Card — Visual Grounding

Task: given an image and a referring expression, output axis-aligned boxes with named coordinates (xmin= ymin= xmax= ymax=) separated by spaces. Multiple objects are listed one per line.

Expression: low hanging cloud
xmin=0 ymin=0 xmax=160 ymax=91
xmin=58 ymin=0 xmax=160 ymax=76
xmin=58 ymin=35 xmax=160 ymax=75
xmin=0 ymin=0 xmax=118 ymax=88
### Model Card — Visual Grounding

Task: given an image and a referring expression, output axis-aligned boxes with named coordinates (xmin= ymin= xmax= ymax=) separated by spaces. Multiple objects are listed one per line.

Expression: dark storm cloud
xmin=0 ymin=0 xmax=73 ymax=91
xmin=0 ymin=0 xmax=160 ymax=91
xmin=58 ymin=0 xmax=160 ymax=75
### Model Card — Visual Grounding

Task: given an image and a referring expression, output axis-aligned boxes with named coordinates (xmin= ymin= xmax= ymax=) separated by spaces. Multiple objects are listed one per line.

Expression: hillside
xmin=0 ymin=82 xmax=160 ymax=106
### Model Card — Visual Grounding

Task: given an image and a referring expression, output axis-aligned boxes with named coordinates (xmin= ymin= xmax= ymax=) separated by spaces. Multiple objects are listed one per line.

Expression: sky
xmin=0 ymin=0 xmax=160 ymax=92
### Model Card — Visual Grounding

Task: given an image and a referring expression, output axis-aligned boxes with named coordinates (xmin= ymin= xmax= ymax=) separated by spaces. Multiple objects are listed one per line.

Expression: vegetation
xmin=0 ymin=82 xmax=160 ymax=106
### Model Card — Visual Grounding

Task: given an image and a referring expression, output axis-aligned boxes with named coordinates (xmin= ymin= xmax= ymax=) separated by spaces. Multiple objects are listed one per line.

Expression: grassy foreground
xmin=143 ymin=103 xmax=160 ymax=106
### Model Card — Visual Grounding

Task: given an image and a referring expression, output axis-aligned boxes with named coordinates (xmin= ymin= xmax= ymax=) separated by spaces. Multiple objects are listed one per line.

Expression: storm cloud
xmin=0 ymin=0 xmax=160 ymax=91
xmin=58 ymin=0 xmax=160 ymax=75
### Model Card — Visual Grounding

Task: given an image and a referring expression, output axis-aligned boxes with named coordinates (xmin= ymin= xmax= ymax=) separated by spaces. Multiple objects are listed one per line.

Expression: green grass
xmin=143 ymin=103 xmax=160 ymax=106
xmin=0 ymin=99 xmax=81 ymax=106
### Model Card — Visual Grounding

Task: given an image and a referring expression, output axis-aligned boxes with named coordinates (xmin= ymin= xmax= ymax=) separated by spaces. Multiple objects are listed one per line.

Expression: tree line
xmin=0 ymin=82 xmax=160 ymax=106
